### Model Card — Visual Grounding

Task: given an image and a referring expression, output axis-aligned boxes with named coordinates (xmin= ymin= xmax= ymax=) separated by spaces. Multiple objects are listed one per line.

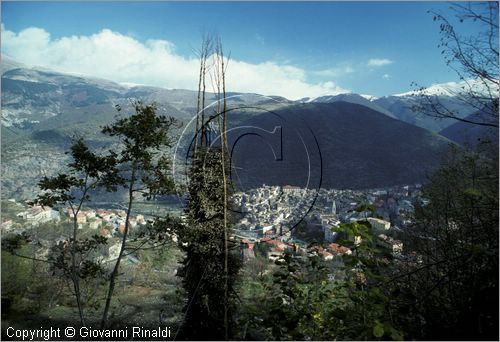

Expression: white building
xmin=321 ymin=214 xmax=341 ymax=243
xmin=376 ymin=234 xmax=403 ymax=254
xmin=368 ymin=217 xmax=391 ymax=233
xmin=331 ymin=200 xmax=337 ymax=215
xmin=89 ymin=218 xmax=102 ymax=230
xmin=26 ymin=206 xmax=60 ymax=224
xmin=282 ymin=185 xmax=301 ymax=196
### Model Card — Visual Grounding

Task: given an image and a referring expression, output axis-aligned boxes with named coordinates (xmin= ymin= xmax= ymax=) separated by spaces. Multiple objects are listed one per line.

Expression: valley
xmin=1 ymin=60 xmax=473 ymax=201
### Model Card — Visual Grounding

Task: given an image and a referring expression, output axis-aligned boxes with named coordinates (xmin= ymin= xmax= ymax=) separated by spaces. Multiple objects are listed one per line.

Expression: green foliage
xmin=98 ymin=101 xmax=180 ymax=328
xmin=238 ymin=250 xmax=403 ymax=340
xmin=1 ymin=232 xmax=31 ymax=253
xmin=48 ymin=235 xmax=107 ymax=280
xmin=33 ymin=138 xmax=123 ymax=208
xmin=253 ymin=241 xmax=270 ymax=258
xmin=1 ymin=248 xmax=66 ymax=316
xmin=337 ymin=221 xmax=372 ymax=240
xmin=4 ymin=100 xmax=181 ymax=328
xmin=334 ymin=220 xmax=374 ymax=253
xmin=23 ymin=131 xmax=123 ymax=326
xmin=136 ymin=241 xmax=176 ymax=270
xmin=102 ymin=102 xmax=179 ymax=200
xmin=355 ymin=202 xmax=376 ymax=214
xmin=395 ymin=143 xmax=499 ymax=339
xmin=175 ymin=147 xmax=242 ymax=340
xmin=134 ymin=214 xmax=183 ymax=242
xmin=1 ymin=249 xmax=32 ymax=299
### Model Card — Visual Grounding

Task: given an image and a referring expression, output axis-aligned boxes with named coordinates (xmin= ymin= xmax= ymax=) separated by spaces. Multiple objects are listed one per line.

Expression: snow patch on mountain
xmin=360 ymin=94 xmax=378 ymax=101
xmin=298 ymin=93 xmax=378 ymax=103
xmin=394 ymin=79 xmax=498 ymax=97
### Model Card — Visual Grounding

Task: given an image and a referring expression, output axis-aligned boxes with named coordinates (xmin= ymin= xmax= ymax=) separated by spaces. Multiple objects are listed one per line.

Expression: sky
xmin=0 ymin=1 xmax=487 ymax=99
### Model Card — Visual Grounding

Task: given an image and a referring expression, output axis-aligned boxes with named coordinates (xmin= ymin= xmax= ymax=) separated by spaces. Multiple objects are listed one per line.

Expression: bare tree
xmin=194 ymin=34 xmax=213 ymax=154
xmin=206 ymin=33 xmax=231 ymax=340
xmin=176 ymin=34 xmax=241 ymax=340
xmin=193 ymin=34 xmax=213 ymax=155
xmin=212 ymin=35 xmax=231 ymax=340
xmin=413 ymin=2 xmax=498 ymax=128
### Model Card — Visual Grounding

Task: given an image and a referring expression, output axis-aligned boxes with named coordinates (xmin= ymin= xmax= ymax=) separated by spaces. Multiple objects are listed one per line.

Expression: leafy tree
xmin=4 ymin=102 xmax=180 ymax=327
xmin=2 ymin=138 xmax=122 ymax=326
xmin=238 ymin=247 xmax=403 ymax=340
xmin=254 ymin=241 xmax=271 ymax=258
xmin=99 ymin=101 xmax=179 ymax=328
xmin=400 ymin=3 xmax=499 ymax=338
xmin=355 ymin=202 xmax=378 ymax=216
xmin=395 ymin=143 xmax=498 ymax=339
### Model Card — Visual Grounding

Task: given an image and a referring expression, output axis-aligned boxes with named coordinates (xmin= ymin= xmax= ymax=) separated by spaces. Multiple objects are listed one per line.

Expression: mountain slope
xmin=229 ymin=102 xmax=453 ymax=190
xmin=439 ymin=111 xmax=499 ymax=147
xmin=372 ymin=95 xmax=477 ymax=132
xmin=305 ymin=93 xmax=396 ymax=118
xmin=0 ymin=61 xmax=468 ymax=198
xmin=0 ymin=64 xmax=293 ymax=199
xmin=306 ymin=92 xmax=478 ymax=132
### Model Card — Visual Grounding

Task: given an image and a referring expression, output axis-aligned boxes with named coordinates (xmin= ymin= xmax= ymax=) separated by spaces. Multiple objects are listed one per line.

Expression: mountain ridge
xmin=0 ymin=60 xmax=467 ymax=199
xmin=229 ymin=101 xmax=453 ymax=190
xmin=1 ymin=59 xmax=478 ymax=132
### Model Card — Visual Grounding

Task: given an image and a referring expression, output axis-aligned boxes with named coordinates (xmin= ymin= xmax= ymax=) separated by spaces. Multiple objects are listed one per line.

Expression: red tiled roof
xmin=329 ymin=243 xmax=350 ymax=254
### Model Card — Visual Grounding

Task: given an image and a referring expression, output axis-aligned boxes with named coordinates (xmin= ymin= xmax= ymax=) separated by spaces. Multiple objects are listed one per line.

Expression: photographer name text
xmin=6 ymin=326 xmax=172 ymax=340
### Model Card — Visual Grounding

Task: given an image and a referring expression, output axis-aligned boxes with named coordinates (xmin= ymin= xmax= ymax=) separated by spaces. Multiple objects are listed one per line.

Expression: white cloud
xmin=1 ymin=25 xmax=348 ymax=100
xmin=382 ymin=73 xmax=391 ymax=79
xmin=226 ymin=60 xmax=347 ymax=99
xmin=367 ymin=58 xmax=393 ymax=67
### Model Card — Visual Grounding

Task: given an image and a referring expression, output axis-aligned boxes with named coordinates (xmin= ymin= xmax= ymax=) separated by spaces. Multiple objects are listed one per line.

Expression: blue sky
xmin=1 ymin=1 xmax=484 ymax=99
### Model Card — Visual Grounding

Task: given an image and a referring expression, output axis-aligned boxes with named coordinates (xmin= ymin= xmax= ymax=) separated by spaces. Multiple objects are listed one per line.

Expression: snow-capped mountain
xmin=1 ymin=57 xmax=483 ymax=136
xmin=298 ymin=93 xmax=397 ymax=121
xmin=306 ymin=89 xmax=479 ymax=132
xmin=0 ymin=59 xmax=483 ymax=199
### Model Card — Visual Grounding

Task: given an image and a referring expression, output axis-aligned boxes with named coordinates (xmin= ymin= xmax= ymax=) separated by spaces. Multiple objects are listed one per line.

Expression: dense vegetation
xmin=1 ymin=3 xmax=498 ymax=340
xmin=3 ymin=130 xmax=497 ymax=340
